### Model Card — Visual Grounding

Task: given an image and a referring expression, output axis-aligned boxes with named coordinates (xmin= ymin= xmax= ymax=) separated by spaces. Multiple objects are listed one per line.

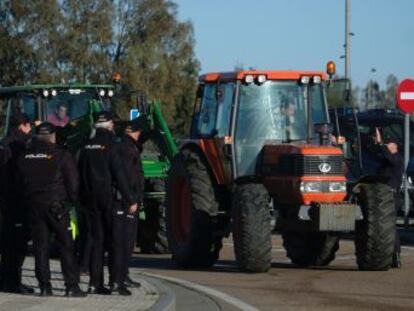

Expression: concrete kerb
xmin=141 ymin=276 xmax=176 ymax=311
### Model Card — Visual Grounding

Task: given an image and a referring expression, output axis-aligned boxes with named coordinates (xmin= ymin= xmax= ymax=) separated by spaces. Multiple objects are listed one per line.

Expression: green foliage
xmin=0 ymin=0 xmax=199 ymax=135
xmin=361 ymin=74 xmax=399 ymax=110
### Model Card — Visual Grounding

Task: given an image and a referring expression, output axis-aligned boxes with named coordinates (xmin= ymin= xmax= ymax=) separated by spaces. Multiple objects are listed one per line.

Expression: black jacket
xmin=118 ymin=135 xmax=144 ymax=203
xmin=78 ymin=128 xmax=135 ymax=205
xmin=378 ymin=145 xmax=404 ymax=190
xmin=0 ymin=130 xmax=30 ymax=204
xmin=16 ymin=140 xmax=79 ymax=206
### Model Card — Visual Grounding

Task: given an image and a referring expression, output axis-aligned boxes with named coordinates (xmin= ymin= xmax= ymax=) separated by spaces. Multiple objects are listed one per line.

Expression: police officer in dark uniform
xmin=78 ymin=111 xmax=137 ymax=295
xmin=111 ymin=118 xmax=146 ymax=294
xmin=374 ymin=128 xmax=404 ymax=268
xmin=16 ymin=122 xmax=86 ymax=297
xmin=0 ymin=113 xmax=34 ymax=294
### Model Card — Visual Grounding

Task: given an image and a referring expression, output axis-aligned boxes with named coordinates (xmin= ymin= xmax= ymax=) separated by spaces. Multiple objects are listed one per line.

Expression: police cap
xmin=10 ymin=113 xmax=30 ymax=128
xmin=93 ymin=111 xmax=113 ymax=124
xmin=36 ymin=122 xmax=56 ymax=135
xmin=125 ymin=116 xmax=146 ymax=133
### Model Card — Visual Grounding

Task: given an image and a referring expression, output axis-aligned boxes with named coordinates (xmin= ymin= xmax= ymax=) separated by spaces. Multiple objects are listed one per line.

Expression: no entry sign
xmin=397 ymin=79 xmax=414 ymax=113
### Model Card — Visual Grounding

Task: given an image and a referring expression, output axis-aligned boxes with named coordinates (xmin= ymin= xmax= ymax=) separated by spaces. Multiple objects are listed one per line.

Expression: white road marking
xmin=139 ymin=271 xmax=260 ymax=311
xmin=401 ymin=92 xmax=414 ymax=100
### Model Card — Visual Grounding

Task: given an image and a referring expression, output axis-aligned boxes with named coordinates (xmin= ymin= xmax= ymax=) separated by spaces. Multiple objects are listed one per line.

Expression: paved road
xmin=133 ymin=229 xmax=414 ymax=311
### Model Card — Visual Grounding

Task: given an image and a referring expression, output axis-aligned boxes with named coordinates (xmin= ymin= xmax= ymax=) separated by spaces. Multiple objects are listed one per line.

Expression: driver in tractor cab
xmin=48 ymin=102 xmax=70 ymax=127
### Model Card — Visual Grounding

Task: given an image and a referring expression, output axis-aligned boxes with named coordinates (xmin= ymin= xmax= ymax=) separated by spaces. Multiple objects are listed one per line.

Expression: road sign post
xmin=397 ymin=79 xmax=414 ymax=227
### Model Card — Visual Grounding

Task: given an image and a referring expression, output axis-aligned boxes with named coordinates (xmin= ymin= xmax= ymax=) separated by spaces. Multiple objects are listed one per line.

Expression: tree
xmin=0 ymin=0 xmax=199 ymax=135
xmin=384 ymin=74 xmax=398 ymax=109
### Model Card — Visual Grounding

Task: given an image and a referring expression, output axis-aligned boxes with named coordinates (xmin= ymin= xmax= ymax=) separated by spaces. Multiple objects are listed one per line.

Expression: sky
xmin=174 ymin=0 xmax=414 ymax=88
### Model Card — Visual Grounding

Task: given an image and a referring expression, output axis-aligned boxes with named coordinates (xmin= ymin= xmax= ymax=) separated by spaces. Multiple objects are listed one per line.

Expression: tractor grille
xmin=292 ymin=155 xmax=344 ymax=176
xmin=261 ymin=154 xmax=344 ymax=176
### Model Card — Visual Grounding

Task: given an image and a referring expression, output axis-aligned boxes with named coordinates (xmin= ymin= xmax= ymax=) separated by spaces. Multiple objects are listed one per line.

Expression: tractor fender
xmin=179 ymin=140 xmax=226 ymax=185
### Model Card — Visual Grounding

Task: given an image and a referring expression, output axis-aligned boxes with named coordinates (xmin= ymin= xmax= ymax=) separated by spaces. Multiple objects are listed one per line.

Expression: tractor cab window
xmin=46 ymin=89 xmax=105 ymax=127
xmin=196 ymin=83 xmax=218 ymax=137
xmin=235 ymin=81 xmax=327 ymax=176
xmin=0 ymin=94 xmax=36 ymax=139
xmin=216 ymin=82 xmax=234 ymax=137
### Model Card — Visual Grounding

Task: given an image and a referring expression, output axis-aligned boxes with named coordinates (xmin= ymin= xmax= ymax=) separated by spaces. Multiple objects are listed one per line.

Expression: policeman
xmin=0 ymin=113 xmax=33 ymax=294
xmin=374 ymin=128 xmax=404 ymax=268
xmin=78 ymin=111 xmax=137 ymax=295
xmin=111 ymin=118 xmax=146 ymax=293
xmin=16 ymin=122 xmax=86 ymax=297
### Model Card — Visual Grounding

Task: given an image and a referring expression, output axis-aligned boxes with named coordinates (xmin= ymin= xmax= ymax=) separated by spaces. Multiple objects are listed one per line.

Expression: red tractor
xmin=166 ymin=67 xmax=396 ymax=272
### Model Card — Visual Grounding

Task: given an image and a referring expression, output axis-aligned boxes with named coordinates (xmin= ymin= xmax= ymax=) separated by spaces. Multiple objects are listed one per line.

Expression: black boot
xmin=392 ymin=252 xmax=402 ymax=269
xmin=65 ymin=286 xmax=87 ymax=297
xmin=39 ymin=287 xmax=53 ymax=297
xmin=87 ymin=286 xmax=111 ymax=295
xmin=20 ymin=284 xmax=35 ymax=294
xmin=125 ymin=275 xmax=141 ymax=288
xmin=110 ymin=283 xmax=131 ymax=296
xmin=3 ymin=283 xmax=34 ymax=294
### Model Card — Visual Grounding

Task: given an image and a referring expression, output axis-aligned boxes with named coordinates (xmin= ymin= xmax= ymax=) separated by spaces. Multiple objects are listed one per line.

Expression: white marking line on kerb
xmin=139 ymin=271 xmax=260 ymax=311
xmin=401 ymin=92 xmax=414 ymax=100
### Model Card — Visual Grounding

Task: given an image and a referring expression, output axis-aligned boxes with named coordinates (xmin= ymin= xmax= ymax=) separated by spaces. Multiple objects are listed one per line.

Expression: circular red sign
xmin=397 ymin=79 xmax=414 ymax=113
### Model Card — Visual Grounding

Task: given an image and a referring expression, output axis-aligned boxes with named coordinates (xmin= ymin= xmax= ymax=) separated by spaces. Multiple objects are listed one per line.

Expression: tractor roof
xmin=0 ymin=83 xmax=114 ymax=94
xmin=199 ymin=70 xmax=327 ymax=82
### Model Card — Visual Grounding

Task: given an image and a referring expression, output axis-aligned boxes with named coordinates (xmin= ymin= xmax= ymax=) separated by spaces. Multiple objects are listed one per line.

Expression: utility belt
xmin=49 ymin=201 xmax=71 ymax=221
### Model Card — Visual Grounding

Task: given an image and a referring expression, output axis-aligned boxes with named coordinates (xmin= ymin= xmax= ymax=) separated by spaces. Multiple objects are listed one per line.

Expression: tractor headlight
xmin=300 ymin=76 xmax=310 ymax=84
xmin=42 ymin=90 xmax=49 ymax=97
xmin=51 ymin=89 xmax=57 ymax=97
xmin=244 ymin=75 xmax=254 ymax=84
xmin=108 ymin=89 xmax=114 ymax=97
xmin=257 ymin=75 xmax=267 ymax=84
xmin=328 ymin=182 xmax=347 ymax=192
xmin=99 ymin=89 xmax=106 ymax=97
xmin=300 ymin=181 xmax=323 ymax=193
xmin=313 ymin=76 xmax=322 ymax=84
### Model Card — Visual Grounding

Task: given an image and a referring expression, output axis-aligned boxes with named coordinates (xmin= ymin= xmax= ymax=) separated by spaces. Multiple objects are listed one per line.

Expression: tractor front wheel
xmin=232 ymin=183 xmax=272 ymax=272
xmin=354 ymin=182 xmax=395 ymax=271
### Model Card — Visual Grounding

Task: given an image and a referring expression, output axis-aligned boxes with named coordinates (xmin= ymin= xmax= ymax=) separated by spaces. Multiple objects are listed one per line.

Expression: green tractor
xmin=0 ymin=83 xmax=177 ymax=253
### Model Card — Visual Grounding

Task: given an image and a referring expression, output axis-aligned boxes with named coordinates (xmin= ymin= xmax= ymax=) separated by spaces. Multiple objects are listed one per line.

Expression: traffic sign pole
xmin=404 ymin=113 xmax=410 ymax=228
xmin=396 ymin=79 xmax=414 ymax=228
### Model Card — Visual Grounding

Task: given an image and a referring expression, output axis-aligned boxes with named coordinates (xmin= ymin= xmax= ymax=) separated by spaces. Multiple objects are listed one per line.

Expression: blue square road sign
xmin=130 ymin=109 xmax=140 ymax=120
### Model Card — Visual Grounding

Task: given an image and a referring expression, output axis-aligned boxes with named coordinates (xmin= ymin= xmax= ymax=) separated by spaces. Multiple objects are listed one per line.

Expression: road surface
xmin=133 ymin=230 xmax=414 ymax=311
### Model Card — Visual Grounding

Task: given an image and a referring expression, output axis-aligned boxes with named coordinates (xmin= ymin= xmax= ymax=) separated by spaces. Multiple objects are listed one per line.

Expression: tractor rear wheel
xmin=355 ymin=183 xmax=395 ymax=271
xmin=166 ymin=149 xmax=222 ymax=268
xmin=232 ymin=183 xmax=272 ymax=272
xmin=282 ymin=231 xmax=339 ymax=267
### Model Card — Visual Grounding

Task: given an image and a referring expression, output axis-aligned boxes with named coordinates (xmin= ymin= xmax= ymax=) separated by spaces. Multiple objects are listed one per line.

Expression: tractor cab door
xmin=190 ymin=82 xmax=235 ymax=184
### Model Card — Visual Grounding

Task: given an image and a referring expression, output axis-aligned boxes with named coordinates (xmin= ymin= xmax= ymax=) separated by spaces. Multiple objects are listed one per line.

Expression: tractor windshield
xmin=0 ymin=94 xmax=37 ymax=139
xmin=235 ymin=81 xmax=327 ymax=176
xmin=46 ymin=88 xmax=109 ymax=127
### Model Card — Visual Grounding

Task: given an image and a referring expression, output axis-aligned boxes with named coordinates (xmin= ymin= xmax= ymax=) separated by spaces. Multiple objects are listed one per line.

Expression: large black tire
xmin=138 ymin=179 xmax=169 ymax=254
xmin=355 ymin=183 xmax=395 ymax=271
xmin=138 ymin=200 xmax=169 ymax=254
xmin=232 ymin=184 xmax=272 ymax=272
xmin=166 ymin=149 xmax=222 ymax=268
xmin=282 ymin=232 xmax=339 ymax=267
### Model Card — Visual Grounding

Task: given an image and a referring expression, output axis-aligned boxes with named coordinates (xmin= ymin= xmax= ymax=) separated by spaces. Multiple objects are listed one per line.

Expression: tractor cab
xmin=0 ymin=84 xmax=114 ymax=150
xmin=189 ymin=71 xmax=344 ymax=203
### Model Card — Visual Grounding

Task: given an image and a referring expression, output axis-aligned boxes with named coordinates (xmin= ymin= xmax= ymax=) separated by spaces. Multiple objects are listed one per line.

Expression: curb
xmin=139 ymin=271 xmax=260 ymax=311
xmin=143 ymin=275 xmax=176 ymax=311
